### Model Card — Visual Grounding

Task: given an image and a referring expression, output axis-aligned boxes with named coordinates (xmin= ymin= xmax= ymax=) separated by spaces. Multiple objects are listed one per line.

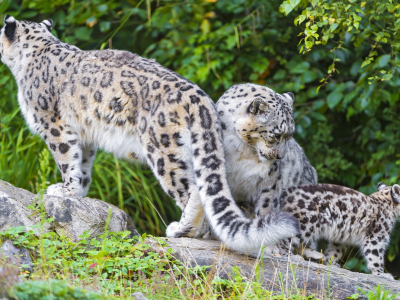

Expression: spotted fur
xmin=0 ymin=16 xmax=299 ymax=252
xmin=278 ymin=182 xmax=400 ymax=279
xmin=216 ymin=83 xmax=317 ymax=216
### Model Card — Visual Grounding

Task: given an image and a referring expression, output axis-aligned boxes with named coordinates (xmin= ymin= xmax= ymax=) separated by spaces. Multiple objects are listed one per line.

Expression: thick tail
xmin=189 ymin=98 xmax=300 ymax=252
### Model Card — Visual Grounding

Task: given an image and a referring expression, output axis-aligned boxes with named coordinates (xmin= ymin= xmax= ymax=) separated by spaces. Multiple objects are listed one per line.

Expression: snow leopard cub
xmin=0 ymin=15 xmax=300 ymax=252
xmin=278 ymin=182 xmax=400 ymax=280
xmin=216 ymin=83 xmax=317 ymax=216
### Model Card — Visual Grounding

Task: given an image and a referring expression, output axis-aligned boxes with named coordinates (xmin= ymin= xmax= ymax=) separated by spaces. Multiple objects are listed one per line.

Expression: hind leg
xmin=143 ymin=144 xmax=206 ymax=238
xmin=165 ymin=190 xmax=206 ymax=238
xmin=324 ymin=242 xmax=347 ymax=267
xmin=45 ymin=124 xmax=86 ymax=197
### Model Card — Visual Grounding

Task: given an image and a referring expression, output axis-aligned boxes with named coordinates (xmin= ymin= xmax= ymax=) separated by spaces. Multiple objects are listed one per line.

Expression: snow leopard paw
xmin=376 ymin=273 xmax=394 ymax=280
xmin=166 ymin=221 xmax=193 ymax=238
xmin=46 ymin=183 xmax=79 ymax=197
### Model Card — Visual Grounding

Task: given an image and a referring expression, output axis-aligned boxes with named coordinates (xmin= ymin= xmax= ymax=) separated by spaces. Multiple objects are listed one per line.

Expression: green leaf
xmin=285 ymin=4 xmax=293 ymax=15
xmin=0 ymin=0 xmax=11 ymax=14
xmin=327 ymin=91 xmax=343 ymax=109
xmin=361 ymin=60 xmax=371 ymax=68
xmin=290 ymin=0 xmax=300 ymax=8
xmin=99 ymin=21 xmax=111 ymax=32
xmin=311 ymin=112 xmax=327 ymax=122
xmin=273 ymin=69 xmax=287 ymax=81
xmin=200 ymin=19 xmax=210 ymax=35
xmin=383 ymin=74 xmax=393 ymax=81
xmin=330 ymin=23 xmax=338 ymax=32
xmin=312 ymin=100 xmax=325 ymax=109
xmin=376 ymin=54 xmax=391 ymax=68
xmin=302 ymin=70 xmax=318 ymax=83
xmin=354 ymin=37 xmax=363 ymax=47
xmin=290 ymin=61 xmax=310 ymax=74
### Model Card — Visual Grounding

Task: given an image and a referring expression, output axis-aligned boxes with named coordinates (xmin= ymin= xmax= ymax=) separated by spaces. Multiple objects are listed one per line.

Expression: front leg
xmin=44 ymin=124 xmax=85 ymax=197
xmin=362 ymin=238 xmax=393 ymax=279
xmin=80 ymin=144 xmax=97 ymax=197
xmin=324 ymin=242 xmax=348 ymax=267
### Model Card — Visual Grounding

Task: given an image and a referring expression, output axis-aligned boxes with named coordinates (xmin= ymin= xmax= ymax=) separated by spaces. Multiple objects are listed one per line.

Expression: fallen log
xmin=163 ymin=237 xmax=400 ymax=299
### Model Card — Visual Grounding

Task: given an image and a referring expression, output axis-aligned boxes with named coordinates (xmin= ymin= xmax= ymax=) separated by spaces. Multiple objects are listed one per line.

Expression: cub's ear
xmin=282 ymin=92 xmax=294 ymax=106
xmin=42 ymin=18 xmax=53 ymax=31
xmin=391 ymin=184 xmax=400 ymax=204
xmin=377 ymin=182 xmax=388 ymax=191
xmin=3 ymin=14 xmax=16 ymax=42
xmin=247 ymin=97 xmax=268 ymax=115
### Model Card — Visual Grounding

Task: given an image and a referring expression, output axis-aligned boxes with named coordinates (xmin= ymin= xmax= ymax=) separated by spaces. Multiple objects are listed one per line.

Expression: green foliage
xmin=12 ymin=280 xmax=114 ymax=300
xmin=346 ymin=284 xmax=400 ymax=300
xmin=0 ymin=0 xmax=399 ymax=275
xmin=1 ymin=225 xmax=322 ymax=299
xmin=0 ymin=202 xmax=332 ymax=299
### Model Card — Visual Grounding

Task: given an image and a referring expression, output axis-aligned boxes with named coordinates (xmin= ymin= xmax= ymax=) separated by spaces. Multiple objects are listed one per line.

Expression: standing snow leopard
xmin=277 ymin=182 xmax=400 ymax=280
xmin=216 ymin=83 xmax=317 ymax=217
xmin=0 ymin=16 xmax=299 ymax=252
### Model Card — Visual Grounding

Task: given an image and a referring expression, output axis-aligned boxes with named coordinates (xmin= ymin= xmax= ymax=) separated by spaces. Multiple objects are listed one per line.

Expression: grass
xmin=1 ymin=223 xmax=399 ymax=300
xmin=0 ymin=226 xmax=326 ymax=299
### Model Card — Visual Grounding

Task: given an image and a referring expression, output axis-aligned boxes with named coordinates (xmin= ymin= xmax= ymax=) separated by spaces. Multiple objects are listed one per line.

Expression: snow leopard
xmin=278 ymin=182 xmax=400 ymax=280
xmin=216 ymin=83 xmax=318 ymax=217
xmin=0 ymin=15 xmax=299 ymax=252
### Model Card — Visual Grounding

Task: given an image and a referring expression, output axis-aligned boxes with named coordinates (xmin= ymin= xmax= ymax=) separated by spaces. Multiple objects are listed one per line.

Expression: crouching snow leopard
xmin=0 ymin=15 xmax=300 ymax=252
xmin=278 ymin=182 xmax=400 ymax=279
xmin=216 ymin=83 xmax=318 ymax=216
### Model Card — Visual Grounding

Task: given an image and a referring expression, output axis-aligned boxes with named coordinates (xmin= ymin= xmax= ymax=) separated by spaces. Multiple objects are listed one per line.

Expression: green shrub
xmin=12 ymin=280 xmax=114 ymax=300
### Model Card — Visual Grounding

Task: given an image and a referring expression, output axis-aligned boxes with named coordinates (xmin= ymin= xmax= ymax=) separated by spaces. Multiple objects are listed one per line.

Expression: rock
xmin=0 ymin=180 xmax=50 ymax=234
xmin=0 ymin=258 xmax=21 ymax=299
xmin=0 ymin=240 xmax=33 ymax=273
xmin=44 ymin=194 xmax=139 ymax=242
xmin=161 ymin=237 xmax=400 ymax=299
xmin=0 ymin=180 xmax=139 ymax=242
xmin=131 ymin=292 xmax=149 ymax=300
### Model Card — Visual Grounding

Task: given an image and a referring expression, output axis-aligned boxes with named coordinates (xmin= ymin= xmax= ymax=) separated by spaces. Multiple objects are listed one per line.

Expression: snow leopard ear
xmin=247 ymin=97 xmax=269 ymax=115
xmin=3 ymin=14 xmax=16 ymax=42
xmin=42 ymin=18 xmax=53 ymax=31
xmin=391 ymin=184 xmax=400 ymax=204
xmin=377 ymin=182 xmax=387 ymax=191
xmin=282 ymin=92 xmax=294 ymax=106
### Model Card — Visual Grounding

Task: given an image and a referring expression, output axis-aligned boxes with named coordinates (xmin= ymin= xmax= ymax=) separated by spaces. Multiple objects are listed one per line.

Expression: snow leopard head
xmin=216 ymin=83 xmax=295 ymax=161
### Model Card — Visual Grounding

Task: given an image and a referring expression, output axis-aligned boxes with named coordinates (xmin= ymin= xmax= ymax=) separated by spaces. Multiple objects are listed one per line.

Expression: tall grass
xmin=0 ymin=67 xmax=179 ymax=236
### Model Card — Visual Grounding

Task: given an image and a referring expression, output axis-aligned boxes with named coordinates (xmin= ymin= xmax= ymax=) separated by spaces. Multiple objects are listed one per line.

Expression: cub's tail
xmin=188 ymin=95 xmax=299 ymax=252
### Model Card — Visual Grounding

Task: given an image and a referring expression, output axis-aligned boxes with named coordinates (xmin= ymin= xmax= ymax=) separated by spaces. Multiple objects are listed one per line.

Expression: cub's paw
xmin=303 ymin=248 xmax=324 ymax=260
xmin=46 ymin=183 xmax=76 ymax=197
xmin=202 ymin=230 xmax=218 ymax=240
xmin=166 ymin=222 xmax=193 ymax=238
xmin=376 ymin=273 xmax=395 ymax=280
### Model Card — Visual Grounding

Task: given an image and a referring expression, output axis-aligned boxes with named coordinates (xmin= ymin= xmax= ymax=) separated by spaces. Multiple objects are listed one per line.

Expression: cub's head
xmin=373 ymin=182 xmax=400 ymax=215
xmin=216 ymin=83 xmax=295 ymax=161
xmin=0 ymin=15 xmax=54 ymax=68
